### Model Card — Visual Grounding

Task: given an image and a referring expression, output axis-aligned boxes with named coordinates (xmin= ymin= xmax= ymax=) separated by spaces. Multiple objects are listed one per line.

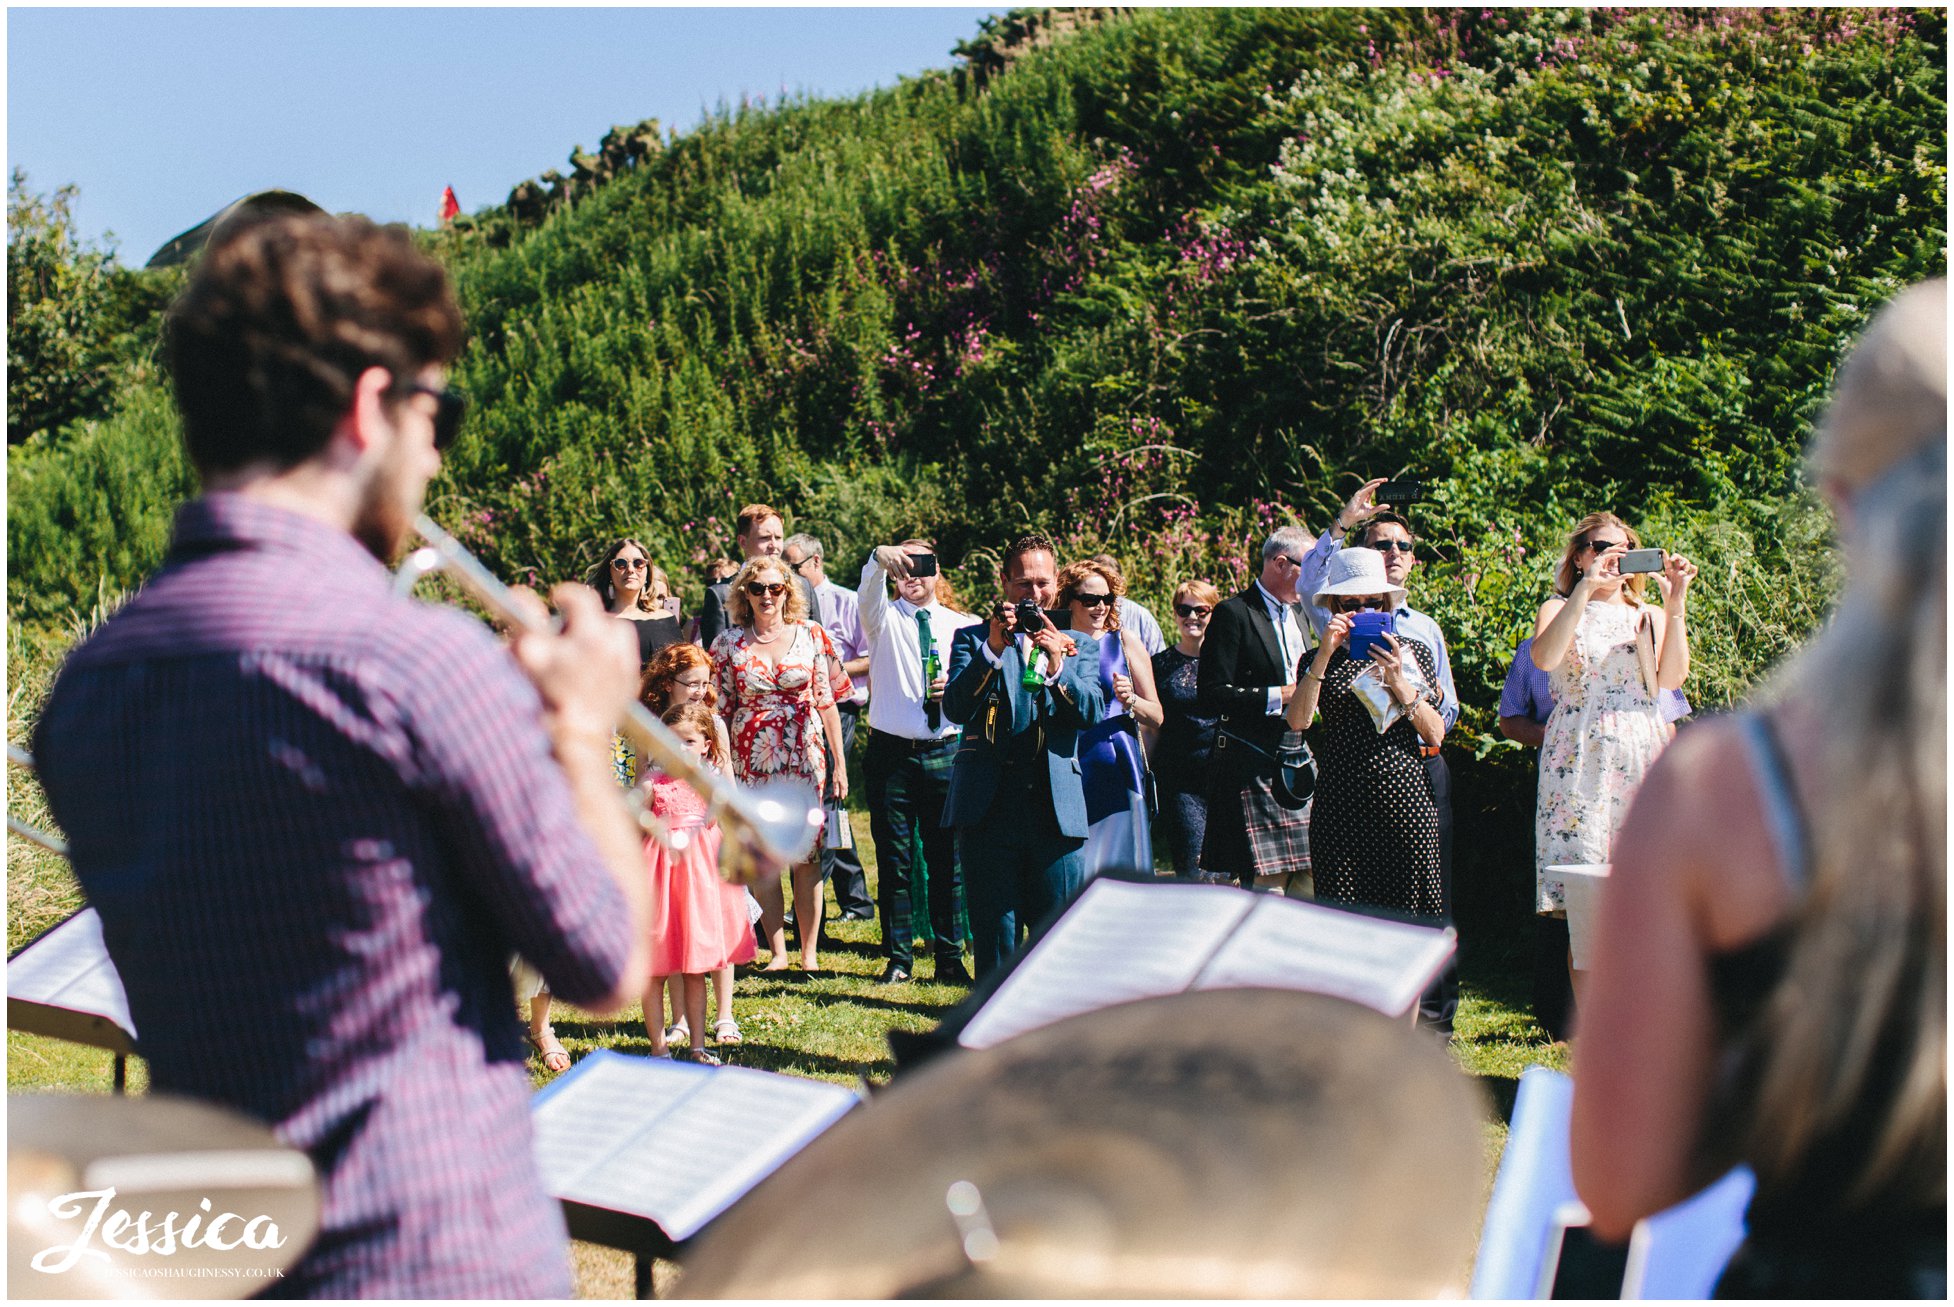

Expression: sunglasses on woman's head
xmin=745 ymin=581 xmax=787 ymax=597
xmin=611 ymin=557 xmax=648 ymax=571
xmin=1174 ymin=603 xmax=1212 ymax=618
xmin=1072 ymin=593 xmax=1115 ymax=609
xmin=1337 ymin=596 xmax=1389 ymax=612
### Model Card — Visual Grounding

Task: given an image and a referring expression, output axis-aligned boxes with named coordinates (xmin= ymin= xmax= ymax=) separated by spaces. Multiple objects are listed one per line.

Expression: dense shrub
xmin=8 ymin=7 xmax=1944 ymax=932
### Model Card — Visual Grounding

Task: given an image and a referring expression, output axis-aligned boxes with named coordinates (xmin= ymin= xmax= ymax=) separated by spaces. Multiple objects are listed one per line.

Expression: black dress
xmin=1151 ymin=645 xmax=1220 ymax=880
xmin=625 ymin=613 xmax=685 ymax=669
xmin=1304 ymin=642 xmax=1441 ymax=918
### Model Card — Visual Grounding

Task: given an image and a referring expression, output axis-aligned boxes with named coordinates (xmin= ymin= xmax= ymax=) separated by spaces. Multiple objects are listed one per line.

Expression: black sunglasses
xmin=1578 ymin=537 xmax=1628 ymax=554
xmin=1173 ymin=603 xmax=1212 ymax=618
xmin=1071 ymin=593 xmax=1115 ymax=609
xmin=1335 ymin=596 xmax=1390 ymax=612
xmin=394 ymin=380 xmax=466 ymax=451
xmin=1372 ymin=540 xmax=1416 ymax=555
xmin=745 ymin=581 xmax=787 ymax=597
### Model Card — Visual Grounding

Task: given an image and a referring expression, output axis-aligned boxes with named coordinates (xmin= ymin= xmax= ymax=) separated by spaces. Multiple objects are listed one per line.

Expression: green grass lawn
xmin=8 ymin=811 xmax=1569 ymax=1298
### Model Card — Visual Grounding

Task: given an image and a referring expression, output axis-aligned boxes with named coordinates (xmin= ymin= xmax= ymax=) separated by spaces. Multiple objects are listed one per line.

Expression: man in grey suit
xmin=944 ymin=533 xmax=1106 ymax=978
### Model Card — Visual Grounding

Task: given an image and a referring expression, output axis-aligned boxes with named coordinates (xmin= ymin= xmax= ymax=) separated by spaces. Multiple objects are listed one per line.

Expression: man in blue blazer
xmin=944 ymin=533 xmax=1106 ymax=977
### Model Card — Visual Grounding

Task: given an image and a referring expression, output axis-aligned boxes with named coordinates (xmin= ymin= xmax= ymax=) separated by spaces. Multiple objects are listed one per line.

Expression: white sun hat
xmin=1309 ymin=547 xmax=1408 ymax=611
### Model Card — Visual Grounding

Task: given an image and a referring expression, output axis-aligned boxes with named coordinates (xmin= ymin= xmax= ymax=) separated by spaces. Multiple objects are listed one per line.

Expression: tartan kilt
xmin=1201 ymin=734 xmax=1312 ymax=886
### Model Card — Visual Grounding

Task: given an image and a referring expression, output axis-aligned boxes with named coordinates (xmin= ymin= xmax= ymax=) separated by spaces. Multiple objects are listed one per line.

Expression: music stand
xmin=7 ymin=908 xmax=137 ymax=1092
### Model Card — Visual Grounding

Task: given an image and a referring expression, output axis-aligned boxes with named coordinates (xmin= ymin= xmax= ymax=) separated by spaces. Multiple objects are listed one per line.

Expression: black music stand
xmin=7 ymin=907 xmax=138 ymax=1091
xmin=531 ymin=1049 xmax=860 ymax=1299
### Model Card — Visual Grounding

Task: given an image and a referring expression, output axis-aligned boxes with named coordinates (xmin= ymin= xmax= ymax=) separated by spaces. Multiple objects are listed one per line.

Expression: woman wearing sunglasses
xmin=1285 ymin=548 xmax=1445 ymax=920
xmin=1151 ymin=580 xmax=1224 ymax=881
xmin=1529 ymin=513 xmax=1697 ymax=932
xmin=710 ymin=556 xmax=853 ymax=973
xmin=586 ymin=537 xmax=684 ymax=671
xmin=1058 ymin=559 xmax=1165 ymax=878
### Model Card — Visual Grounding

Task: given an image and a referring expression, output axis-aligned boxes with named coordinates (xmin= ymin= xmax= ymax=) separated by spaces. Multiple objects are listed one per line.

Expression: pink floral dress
xmin=1534 ymin=600 xmax=1668 ymax=913
xmin=642 ymin=772 xmax=755 ymax=975
xmin=710 ymin=622 xmax=852 ymax=803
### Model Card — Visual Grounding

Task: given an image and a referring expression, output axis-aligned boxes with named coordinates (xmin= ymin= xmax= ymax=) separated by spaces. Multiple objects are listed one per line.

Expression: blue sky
xmin=8 ymin=6 xmax=999 ymax=264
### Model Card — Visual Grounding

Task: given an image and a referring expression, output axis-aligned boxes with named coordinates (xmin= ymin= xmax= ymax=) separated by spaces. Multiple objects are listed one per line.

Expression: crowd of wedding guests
xmin=543 ymin=470 xmax=1705 ymax=1054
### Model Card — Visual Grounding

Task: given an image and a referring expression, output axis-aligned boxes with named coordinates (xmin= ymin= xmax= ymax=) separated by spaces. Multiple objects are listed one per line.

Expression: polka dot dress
xmin=1305 ymin=641 xmax=1442 ymax=918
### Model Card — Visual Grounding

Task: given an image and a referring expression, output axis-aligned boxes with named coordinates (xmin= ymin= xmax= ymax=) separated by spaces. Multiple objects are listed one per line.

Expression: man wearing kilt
xmin=1198 ymin=526 xmax=1317 ymax=895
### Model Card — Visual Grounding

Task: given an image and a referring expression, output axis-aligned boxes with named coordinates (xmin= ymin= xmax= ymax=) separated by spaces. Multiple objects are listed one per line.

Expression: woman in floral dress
xmin=711 ymin=555 xmax=851 ymax=973
xmin=1531 ymin=512 xmax=1698 ymax=926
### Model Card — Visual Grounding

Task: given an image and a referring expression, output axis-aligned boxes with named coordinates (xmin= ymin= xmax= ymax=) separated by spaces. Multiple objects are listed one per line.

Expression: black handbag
xmin=1216 ymin=725 xmax=1317 ymax=810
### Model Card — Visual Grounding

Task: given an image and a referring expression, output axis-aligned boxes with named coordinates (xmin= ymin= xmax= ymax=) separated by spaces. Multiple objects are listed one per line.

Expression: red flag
xmin=439 ymin=186 xmax=460 ymax=223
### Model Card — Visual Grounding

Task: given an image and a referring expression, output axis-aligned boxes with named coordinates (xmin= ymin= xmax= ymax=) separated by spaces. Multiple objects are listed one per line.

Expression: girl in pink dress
xmin=641 ymin=702 xmax=756 ymax=1064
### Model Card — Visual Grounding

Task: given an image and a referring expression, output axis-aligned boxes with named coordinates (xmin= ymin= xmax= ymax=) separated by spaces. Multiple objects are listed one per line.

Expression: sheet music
xmin=958 ymin=879 xmax=1256 ymax=1050
xmin=6 ymin=908 xmax=137 ymax=1038
xmin=532 ymin=1052 xmax=857 ymax=1241
xmin=1193 ymin=898 xmax=1454 ymax=1016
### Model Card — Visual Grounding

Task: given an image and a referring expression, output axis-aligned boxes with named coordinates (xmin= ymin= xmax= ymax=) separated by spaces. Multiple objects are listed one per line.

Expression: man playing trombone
xmin=32 ymin=213 xmax=652 ymax=1297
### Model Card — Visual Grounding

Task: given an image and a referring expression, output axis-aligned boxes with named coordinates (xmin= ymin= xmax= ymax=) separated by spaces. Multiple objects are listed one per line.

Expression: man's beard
xmin=350 ymin=461 xmax=418 ymax=563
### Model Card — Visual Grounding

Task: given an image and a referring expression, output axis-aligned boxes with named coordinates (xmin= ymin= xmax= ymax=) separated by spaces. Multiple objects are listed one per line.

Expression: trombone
xmin=7 ymin=745 xmax=69 ymax=857
xmin=394 ymin=514 xmax=820 ymax=885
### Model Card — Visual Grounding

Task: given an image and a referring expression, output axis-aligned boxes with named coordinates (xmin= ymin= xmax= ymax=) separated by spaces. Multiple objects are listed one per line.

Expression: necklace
xmin=751 ymin=623 xmax=785 ymax=645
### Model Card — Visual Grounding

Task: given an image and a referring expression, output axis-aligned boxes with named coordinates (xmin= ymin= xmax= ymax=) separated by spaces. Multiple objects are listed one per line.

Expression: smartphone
xmin=1377 ymin=478 xmax=1427 ymax=506
xmin=1618 ymin=548 xmax=1664 ymax=575
xmin=1345 ymin=609 xmax=1396 ymax=661
xmin=907 ymin=552 xmax=939 ymax=577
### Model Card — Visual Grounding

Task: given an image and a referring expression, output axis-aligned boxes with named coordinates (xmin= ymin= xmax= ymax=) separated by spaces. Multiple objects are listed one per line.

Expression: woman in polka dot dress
xmin=1285 ymin=547 xmax=1446 ymax=918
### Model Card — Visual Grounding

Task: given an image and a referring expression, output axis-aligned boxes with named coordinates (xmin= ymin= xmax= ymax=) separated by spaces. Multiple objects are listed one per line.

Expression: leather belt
xmin=1418 ymin=744 xmax=1442 ymax=760
xmin=869 ymin=728 xmax=957 ymax=755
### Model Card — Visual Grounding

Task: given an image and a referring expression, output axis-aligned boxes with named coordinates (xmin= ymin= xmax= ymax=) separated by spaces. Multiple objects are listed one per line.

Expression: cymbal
xmin=9 ymin=1094 xmax=320 ymax=1300
xmin=682 ymin=988 xmax=1487 ymax=1298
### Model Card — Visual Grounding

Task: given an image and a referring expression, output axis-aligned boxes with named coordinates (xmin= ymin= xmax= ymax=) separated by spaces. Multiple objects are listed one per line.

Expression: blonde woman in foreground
xmin=1569 ymin=280 xmax=1946 ymax=1297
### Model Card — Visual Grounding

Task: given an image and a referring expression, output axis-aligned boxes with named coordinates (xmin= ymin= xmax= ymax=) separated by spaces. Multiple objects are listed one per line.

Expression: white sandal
xmin=713 ymin=1018 xmax=742 ymax=1046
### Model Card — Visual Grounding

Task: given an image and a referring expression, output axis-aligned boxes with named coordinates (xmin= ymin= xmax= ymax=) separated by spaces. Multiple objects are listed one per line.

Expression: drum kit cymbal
xmin=683 ymin=988 xmax=1487 ymax=1298
xmin=8 ymin=1094 xmax=319 ymax=1300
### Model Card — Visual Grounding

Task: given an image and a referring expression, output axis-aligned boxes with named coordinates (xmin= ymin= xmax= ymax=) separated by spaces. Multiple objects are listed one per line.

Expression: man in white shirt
xmin=859 ymin=540 xmax=981 ymax=982
xmin=785 ymin=532 xmax=875 ymax=923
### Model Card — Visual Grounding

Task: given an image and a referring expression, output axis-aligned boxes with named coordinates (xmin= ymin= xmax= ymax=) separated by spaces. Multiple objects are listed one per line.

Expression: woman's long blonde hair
xmin=1551 ymin=512 xmax=1647 ymax=602
xmin=1741 ymin=279 xmax=1945 ymax=1205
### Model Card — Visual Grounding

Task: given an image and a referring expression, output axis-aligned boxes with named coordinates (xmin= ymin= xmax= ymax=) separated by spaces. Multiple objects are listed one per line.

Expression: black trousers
xmin=862 ymin=729 xmax=965 ymax=970
xmin=821 ymin=706 xmax=874 ymax=918
xmin=1417 ymin=752 xmax=1458 ymax=1032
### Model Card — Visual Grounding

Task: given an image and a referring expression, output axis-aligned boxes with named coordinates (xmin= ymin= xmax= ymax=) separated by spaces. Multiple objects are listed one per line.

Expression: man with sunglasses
xmin=1297 ymin=476 xmax=1462 ymax=1034
xmin=32 ymin=214 xmax=651 ymax=1296
xmin=1197 ymin=525 xmax=1320 ymax=896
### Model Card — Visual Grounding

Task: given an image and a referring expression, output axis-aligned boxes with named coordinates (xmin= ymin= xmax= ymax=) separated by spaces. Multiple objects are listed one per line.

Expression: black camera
xmin=1014 ymin=601 xmax=1050 ymax=634
xmin=1377 ymin=478 xmax=1427 ymax=506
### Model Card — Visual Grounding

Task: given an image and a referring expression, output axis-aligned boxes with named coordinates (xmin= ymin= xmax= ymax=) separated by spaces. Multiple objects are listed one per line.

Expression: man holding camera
xmin=859 ymin=540 xmax=980 ymax=982
xmin=1298 ymin=476 xmax=1461 ymax=1034
xmin=1198 ymin=526 xmax=1319 ymax=895
xmin=944 ymin=533 xmax=1107 ymax=978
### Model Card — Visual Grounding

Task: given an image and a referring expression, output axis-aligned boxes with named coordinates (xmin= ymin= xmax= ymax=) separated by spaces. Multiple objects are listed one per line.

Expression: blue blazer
xmin=941 ymin=622 xmax=1105 ymax=837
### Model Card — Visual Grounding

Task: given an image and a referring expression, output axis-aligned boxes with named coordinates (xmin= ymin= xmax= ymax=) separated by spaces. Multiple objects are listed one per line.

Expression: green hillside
xmin=8 ymin=6 xmax=1945 ymax=926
